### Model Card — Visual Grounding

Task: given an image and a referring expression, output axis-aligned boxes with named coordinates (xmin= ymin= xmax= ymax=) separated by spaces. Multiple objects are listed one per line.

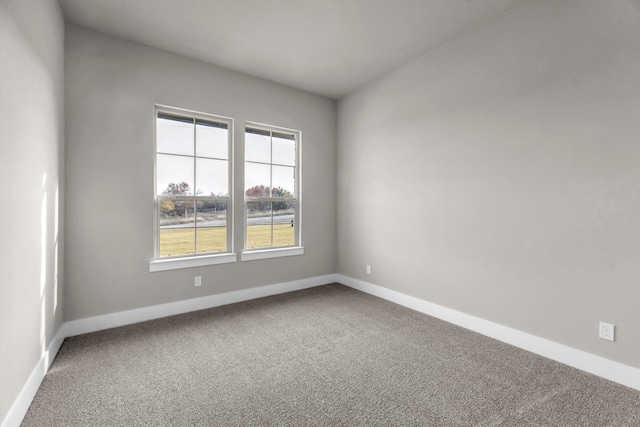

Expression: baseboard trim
xmin=64 ymin=274 xmax=336 ymax=337
xmin=1 ymin=326 xmax=66 ymax=427
xmin=336 ymin=274 xmax=640 ymax=391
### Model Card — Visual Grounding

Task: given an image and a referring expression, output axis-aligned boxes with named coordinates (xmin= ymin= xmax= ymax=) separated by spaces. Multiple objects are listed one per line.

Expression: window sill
xmin=241 ymin=246 xmax=304 ymax=261
xmin=149 ymin=253 xmax=237 ymax=272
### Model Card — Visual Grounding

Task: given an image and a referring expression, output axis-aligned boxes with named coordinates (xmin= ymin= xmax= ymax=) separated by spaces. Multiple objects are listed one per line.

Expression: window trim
xmin=150 ymin=252 xmax=237 ymax=272
xmin=149 ymin=108 xmax=305 ymax=271
xmin=152 ymin=105 xmax=234 ymax=266
xmin=242 ymin=121 xmax=302 ymax=257
xmin=240 ymin=246 xmax=304 ymax=262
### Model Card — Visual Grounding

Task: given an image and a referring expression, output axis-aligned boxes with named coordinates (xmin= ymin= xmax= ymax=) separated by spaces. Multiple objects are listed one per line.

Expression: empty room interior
xmin=2 ymin=0 xmax=640 ymax=425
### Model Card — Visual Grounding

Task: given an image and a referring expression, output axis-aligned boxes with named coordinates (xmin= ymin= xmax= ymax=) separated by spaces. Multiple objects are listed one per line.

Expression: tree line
xmin=160 ymin=182 xmax=293 ymax=218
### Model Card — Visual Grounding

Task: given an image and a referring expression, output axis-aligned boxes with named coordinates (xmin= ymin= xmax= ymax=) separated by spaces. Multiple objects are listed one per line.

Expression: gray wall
xmin=337 ymin=0 xmax=640 ymax=368
xmin=64 ymin=25 xmax=337 ymax=320
xmin=0 ymin=0 xmax=65 ymax=422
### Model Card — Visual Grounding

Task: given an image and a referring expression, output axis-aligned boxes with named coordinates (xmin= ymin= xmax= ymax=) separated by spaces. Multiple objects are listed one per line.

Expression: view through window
xmin=153 ymin=106 xmax=302 ymax=266
xmin=245 ymin=126 xmax=299 ymax=250
xmin=155 ymin=110 xmax=231 ymax=258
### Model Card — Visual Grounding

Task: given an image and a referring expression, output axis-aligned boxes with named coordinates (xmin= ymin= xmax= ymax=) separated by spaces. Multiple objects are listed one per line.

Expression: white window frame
xmin=241 ymin=122 xmax=303 ymax=261
xmin=150 ymin=105 xmax=236 ymax=272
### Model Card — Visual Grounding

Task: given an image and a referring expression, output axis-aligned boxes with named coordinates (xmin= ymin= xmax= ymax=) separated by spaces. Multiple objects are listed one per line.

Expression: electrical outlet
xmin=366 ymin=265 xmax=371 ymax=275
xmin=599 ymin=321 xmax=615 ymax=342
xmin=195 ymin=276 xmax=202 ymax=287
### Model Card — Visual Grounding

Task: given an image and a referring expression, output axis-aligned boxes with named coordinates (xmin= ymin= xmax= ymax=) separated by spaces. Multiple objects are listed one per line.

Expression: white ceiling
xmin=59 ymin=0 xmax=526 ymax=99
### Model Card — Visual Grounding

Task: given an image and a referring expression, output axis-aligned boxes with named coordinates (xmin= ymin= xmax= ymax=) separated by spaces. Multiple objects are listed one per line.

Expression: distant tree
xmin=160 ymin=200 xmax=176 ymax=217
xmin=245 ymin=185 xmax=270 ymax=198
xmin=163 ymin=182 xmax=193 ymax=217
xmin=271 ymin=187 xmax=293 ymax=211
xmin=245 ymin=185 xmax=270 ymax=212
xmin=164 ymin=182 xmax=192 ymax=196
xmin=244 ymin=185 xmax=293 ymax=212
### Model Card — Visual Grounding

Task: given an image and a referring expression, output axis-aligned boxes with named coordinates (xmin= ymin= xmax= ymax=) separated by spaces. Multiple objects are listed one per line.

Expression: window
xmin=244 ymin=124 xmax=301 ymax=258
xmin=150 ymin=106 xmax=303 ymax=271
xmin=152 ymin=106 xmax=234 ymax=271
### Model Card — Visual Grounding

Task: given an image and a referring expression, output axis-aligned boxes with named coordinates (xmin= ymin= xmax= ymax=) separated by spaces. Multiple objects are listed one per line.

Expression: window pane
xmin=273 ymin=202 xmax=295 ymax=247
xmin=246 ymin=201 xmax=272 ymax=249
xmin=157 ymin=115 xmax=194 ymax=156
xmin=245 ymin=130 xmax=271 ymax=163
xmin=195 ymin=158 xmax=228 ymax=197
xmin=245 ymin=162 xmax=271 ymax=196
xmin=196 ymin=121 xmax=228 ymax=159
xmin=196 ymin=201 xmax=227 ymax=253
xmin=159 ymin=226 xmax=195 ymax=257
xmin=272 ymin=165 xmax=295 ymax=196
xmin=159 ymin=199 xmax=195 ymax=224
xmin=272 ymin=133 xmax=295 ymax=166
xmin=157 ymin=154 xmax=194 ymax=196
xmin=159 ymin=198 xmax=196 ymax=257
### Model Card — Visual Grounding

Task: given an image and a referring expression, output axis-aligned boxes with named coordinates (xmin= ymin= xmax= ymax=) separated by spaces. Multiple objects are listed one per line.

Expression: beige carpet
xmin=22 ymin=283 xmax=640 ymax=426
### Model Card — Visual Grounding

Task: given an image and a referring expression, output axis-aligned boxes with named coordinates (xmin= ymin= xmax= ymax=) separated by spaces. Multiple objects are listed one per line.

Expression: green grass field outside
xmin=159 ymin=224 xmax=294 ymax=257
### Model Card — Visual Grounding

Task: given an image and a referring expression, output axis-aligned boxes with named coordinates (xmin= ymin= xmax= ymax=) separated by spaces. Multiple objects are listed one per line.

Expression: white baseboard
xmin=336 ymin=274 xmax=640 ymax=391
xmin=64 ymin=274 xmax=335 ymax=337
xmin=1 ymin=326 xmax=66 ymax=427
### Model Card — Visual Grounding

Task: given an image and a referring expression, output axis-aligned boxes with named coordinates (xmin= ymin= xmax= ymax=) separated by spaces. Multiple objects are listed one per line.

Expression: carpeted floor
xmin=22 ymin=283 xmax=640 ymax=426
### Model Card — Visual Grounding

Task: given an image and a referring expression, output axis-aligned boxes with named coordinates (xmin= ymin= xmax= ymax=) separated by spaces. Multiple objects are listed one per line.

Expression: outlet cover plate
xmin=599 ymin=321 xmax=615 ymax=342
